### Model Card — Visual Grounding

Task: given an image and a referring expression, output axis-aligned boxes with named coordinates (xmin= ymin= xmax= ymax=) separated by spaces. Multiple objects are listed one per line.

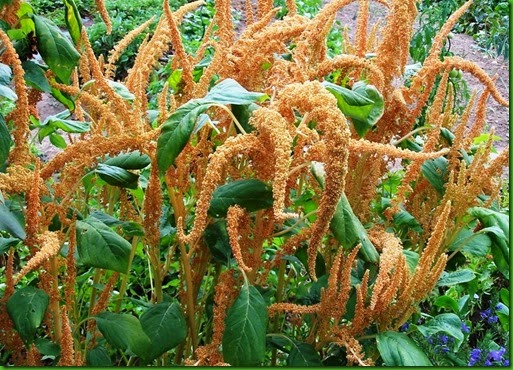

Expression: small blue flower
xmin=504 ymin=360 xmax=510 ymax=366
xmin=440 ymin=345 xmax=450 ymax=354
xmin=440 ymin=335 xmax=448 ymax=344
xmin=468 ymin=348 xmax=482 ymax=366
xmin=399 ymin=322 xmax=409 ymax=332
xmin=487 ymin=315 xmax=499 ymax=324
xmin=484 ymin=359 xmax=493 ymax=366
xmin=480 ymin=308 xmax=492 ymax=320
xmin=461 ymin=322 xmax=470 ymax=333
xmin=488 ymin=347 xmax=505 ymax=362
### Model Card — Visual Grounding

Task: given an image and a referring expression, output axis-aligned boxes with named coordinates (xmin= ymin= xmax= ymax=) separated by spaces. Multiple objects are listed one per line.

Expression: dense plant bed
xmin=0 ymin=0 xmax=509 ymax=366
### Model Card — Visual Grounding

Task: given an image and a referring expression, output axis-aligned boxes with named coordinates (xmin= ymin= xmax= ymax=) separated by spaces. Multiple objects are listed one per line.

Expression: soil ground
xmin=35 ymin=2 xmax=509 ymax=166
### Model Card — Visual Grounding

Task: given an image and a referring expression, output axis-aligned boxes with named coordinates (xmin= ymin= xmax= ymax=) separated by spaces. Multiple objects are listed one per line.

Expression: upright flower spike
xmin=94 ymin=0 xmax=112 ymax=34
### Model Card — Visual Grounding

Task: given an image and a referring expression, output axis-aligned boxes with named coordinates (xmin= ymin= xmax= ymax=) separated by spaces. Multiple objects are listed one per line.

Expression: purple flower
xmin=504 ymin=360 xmax=510 ymax=366
xmin=461 ymin=322 xmax=470 ymax=333
xmin=488 ymin=347 xmax=505 ymax=362
xmin=399 ymin=322 xmax=410 ymax=332
xmin=440 ymin=335 xmax=448 ymax=344
xmin=469 ymin=348 xmax=482 ymax=366
xmin=484 ymin=359 xmax=493 ymax=366
xmin=480 ymin=308 xmax=492 ymax=320
xmin=487 ymin=315 xmax=499 ymax=324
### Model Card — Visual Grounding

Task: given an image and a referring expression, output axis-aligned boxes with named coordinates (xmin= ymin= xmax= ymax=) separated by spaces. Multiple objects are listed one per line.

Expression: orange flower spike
xmin=0 ymin=29 xmax=31 ymax=165
xmin=226 ymin=206 xmax=253 ymax=272
xmin=354 ymin=0 xmax=370 ymax=58
xmin=57 ymin=307 xmax=75 ymax=366
xmin=94 ymin=0 xmax=112 ymax=34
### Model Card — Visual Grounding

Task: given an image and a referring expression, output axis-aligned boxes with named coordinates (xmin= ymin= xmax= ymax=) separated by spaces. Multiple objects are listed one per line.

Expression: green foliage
xmin=6 ymin=287 xmax=49 ymax=345
xmin=222 ymin=280 xmax=268 ymax=366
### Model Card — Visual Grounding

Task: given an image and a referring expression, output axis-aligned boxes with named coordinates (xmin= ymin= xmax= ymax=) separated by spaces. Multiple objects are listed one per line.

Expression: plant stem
xmin=271 ymin=260 xmax=287 ymax=366
xmin=49 ymin=256 xmax=62 ymax=342
xmin=115 ymin=237 xmax=139 ymax=312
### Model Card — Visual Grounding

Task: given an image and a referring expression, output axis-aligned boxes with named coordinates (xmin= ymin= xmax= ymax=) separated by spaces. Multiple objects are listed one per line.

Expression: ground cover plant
xmin=0 ymin=0 xmax=509 ymax=366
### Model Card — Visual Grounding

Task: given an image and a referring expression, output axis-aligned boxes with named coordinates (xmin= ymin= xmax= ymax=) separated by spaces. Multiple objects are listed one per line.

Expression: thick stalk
xmin=49 ymin=256 xmax=62 ymax=342
xmin=271 ymin=261 xmax=287 ymax=366
xmin=115 ymin=237 xmax=140 ymax=312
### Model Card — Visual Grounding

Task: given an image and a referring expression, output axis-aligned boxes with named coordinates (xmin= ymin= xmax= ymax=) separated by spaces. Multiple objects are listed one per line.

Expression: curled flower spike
xmin=227 ymin=205 xmax=253 ymax=272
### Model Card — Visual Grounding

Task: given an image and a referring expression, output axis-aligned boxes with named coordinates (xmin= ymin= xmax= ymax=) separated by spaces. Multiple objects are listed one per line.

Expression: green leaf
xmin=0 ymin=84 xmax=17 ymax=101
xmin=0 ymin=114 xmax=12 ymax=167
xmin=208 ymin=179 xmax=273 ymax=218
xmin=63 ymin=0 xmax=82 ymax=45
xmin=421 ymin=157 xmax=448 ymax=194
xmin=103 ymin=150 xmax=151 ymax=170
xmin=436 ymin=269 xmax=476 ymax=286
xmin=402 ymin=250 xmax=419 ymax=274
xmin=468 ymin=207 xmax=509 ymax=279
xmin=140 ymin=301 xmax=187 ymax=360
xmin=95 ymin=163 xmax=139 ymax=189
xmin=0 ymin=237 xmax=21 ymax=254
xmin=287 ymin=341 xmax=322 ymax=366
xmin=6 ymin=287 xmax=50 ymax=345
xmin=204 ymin=220 xmax=232 ymax=264
xmin=107 ymin=80 xmax=135 ymax=101
xmin=222 ymin=282 xmax=268 ymax=366
xmin=0 ymin=203 xmax=26 ymax=239
xmin=32 ymin=14 xmax=80 ymax=84
xmin=323 ymin=81 xmax=384 ymax=137
xmin=49 ymin=132 xmax=67 ymax=148
xmin=45 ymin=110 xmax=91 ymax=133
xmin=232 ymin=103 xmax=258 ymax=134
xmin=376 ymin=331 xmax=432 ymax=366
xmin=414 ymin=313 xmax=464 ymax=350
xmin=86 ymin=345 xmax=112 ymax=366
xmin=312 ymin=162 xmax=378 ymax=262
xmin=447 ymin=226 xmax=491 ymax=257
xmin=157 ymin=78 xmax=267 ymax=173
xmin=0 ymin=63 xmax=12 ymax=85
xmin=76 ymin=218 xmax=132 ymax=273
xmin=22 ymin=61 xmax=51 ymax=92
xmin=95 ymin=312 xmax=152 ymax=358
xmin=434 ymin=295 xmax=460 ymax=314
xmin=35 ymin=338 xmax=61 ymax=358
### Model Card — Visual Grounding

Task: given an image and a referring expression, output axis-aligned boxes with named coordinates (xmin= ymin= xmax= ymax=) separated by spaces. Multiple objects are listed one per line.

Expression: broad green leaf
xmin=468 ymin=207 xmax=509 ymax=279
xmin=414 ymin=313 xmax=464 ymax=350
xmin=35 ymin=338 xmax=61 ymax=358
xmin=313 ymin=162 xmax=378 ymax=262
xmin=6 ymin=287 xmax=49 ymax=345
xmin=402 ymin=250 xmax=419 ymax=274
xmin=95 ymin=312 xmax=152 ymax=358
xmin=0 ymin=84 xmax=17 ymax=101
xmin=32 ymin=14 xmax=80 ymax=84
xmin=86 ymin=345 xmax=112 ymax=366
xmin=89 ymin=211 xmax=144 ymax=237
xmin=103 ymin=150 xmax=151 ymax=170
xmin=0 ymin=237 xmax=21 ymax=254
xmin=500 ymin=288 xmax=509 ymax=307
xmin=45 ymin=110 xmax=91 ymax=133
xmin=377 ymin=331 xmax=432 ymax=366
xmin=50 ymin=83 xmax=75 ymax=111
xmin=0 ymin=203 xmax=26 ymax=239
xmin=49 ymin=133 xmax=67 ymax=148
xmin=204 ymin=220 xmax=232 ymax=264
xmin=157 ymin=78 xmax=267 ymax=173
xmin=323 ymin=81 xmax=384 ymax=137
xmin=63 ymin=0 xmax=82 ymax=45
xmin=434 ymin=295 xmax=459 ymax=314
xmin=222 ymin=282 xmax=268 ymax=366
xmin=140 ymin=301 xmax=187 ymax=360
xmin=0 ymin=114 xmax=12 ymax=167
xmin=22 ymin=61 xmax=51 ymax=92
xmin=295 ymin=246 xmax=326 ymax=279
xmin=76 ymin=218 xmax=131 ymax=272
xmin=287 ymin=341 xmax=322 ymax=366
xmin=95 ymin=163 xmax=139 ymax=189
xmin=232 ymin=103 xmax=258 ymax=134
xmin=208 ymin=179 xmax=273 ymax=218
xmin=436 ymin=269 xmax=476 ymax=286
xmin=0 ymin=63 xmax=11 ymax=85
xmin=447 ymin=226 xmax=491 ymax=257
xmin=108 ymin=80 xmax=135 ymax=101
xmin=421 ymin=157 xmax=448 ymax=194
